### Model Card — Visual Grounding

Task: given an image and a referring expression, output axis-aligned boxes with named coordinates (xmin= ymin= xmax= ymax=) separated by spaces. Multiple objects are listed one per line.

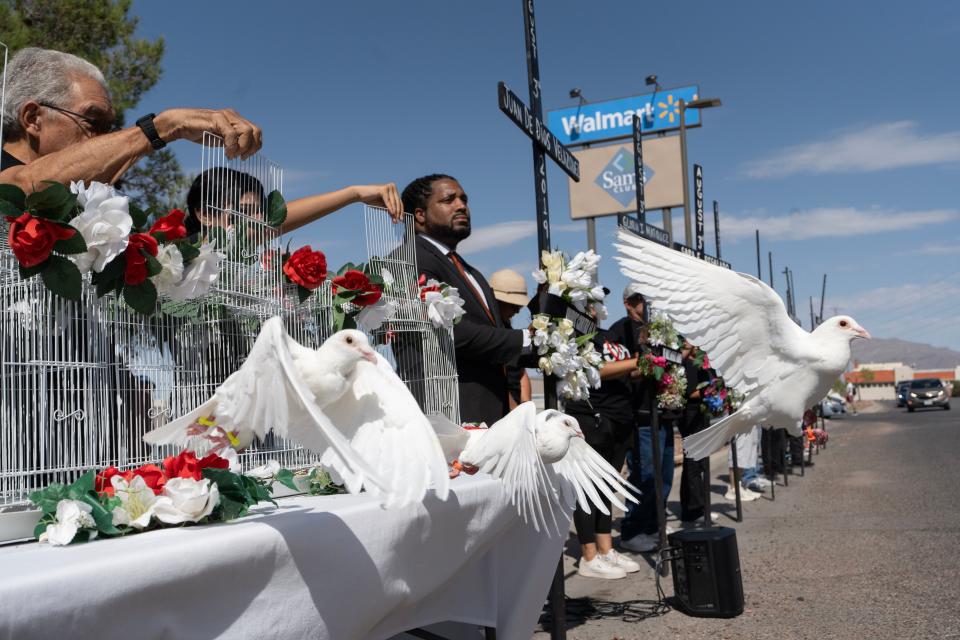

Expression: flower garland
xmin=418 ymin=275 xmax=466 ymax=329
xmin=531 ymin=314 xmax=603 ymax=401
xmin=29 ymin=450 xmax=298 ymax=546
xmin=647 ymin=311 xmax=681 ymax=350
xmin=532 ymin=249 xmax=607 ymax=320
xmin=634 ymin=311 xmax=687 ymax=410
xmin=0 ymin=181 xmax=253 ymax=315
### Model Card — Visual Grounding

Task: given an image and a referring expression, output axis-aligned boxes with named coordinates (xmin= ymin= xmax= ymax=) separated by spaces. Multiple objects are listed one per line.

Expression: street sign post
xmin=498 ymin=2 xmax=582 ymax=636
xmin=714 ymin=200 xmax=721 ymax=260
xmin=632 ymin=115 xmax=646 ymax=224
xmin=694 ymin=164 xmax=704 ymax=258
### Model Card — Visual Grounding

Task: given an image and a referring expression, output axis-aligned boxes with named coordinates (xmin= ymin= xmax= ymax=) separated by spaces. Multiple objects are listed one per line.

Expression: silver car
xmin=906 ymin=378 xmax=950 ymax=412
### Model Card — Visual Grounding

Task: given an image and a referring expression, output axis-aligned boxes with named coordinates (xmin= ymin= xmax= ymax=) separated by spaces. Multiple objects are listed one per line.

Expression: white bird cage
xmin=0 ymin=119 xmax=459 ymax=538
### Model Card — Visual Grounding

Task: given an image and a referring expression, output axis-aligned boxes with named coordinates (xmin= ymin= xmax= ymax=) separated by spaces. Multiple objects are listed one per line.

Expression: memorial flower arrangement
xmin=532 ymin=249 xmax=607 ymax=320
xmin=633 ymin=312 xmax=687 ymax=409
xmin=531 ymin=313 xmax=603 ymax=401
xmin=0 ymin=180 xmax=244 ymax=315
xmin=329 ymin=262 xmax=386 ymax=330
xmin=697 ymin=377 xmax=729 ymax=417
xmin=647 ymin=311 xmax=681 ymax=350
xmin=418 ymin=275 xmax=466 ymax=329
xmin=29 ymin=450 xmax=298 ymax=546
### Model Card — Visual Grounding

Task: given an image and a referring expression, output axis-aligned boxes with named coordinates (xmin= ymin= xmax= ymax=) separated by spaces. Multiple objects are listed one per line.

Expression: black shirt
xmin=564 ymin=327 xmax=634 ymax=425
xmin=1 ymin=148 xmax=25 ymax=171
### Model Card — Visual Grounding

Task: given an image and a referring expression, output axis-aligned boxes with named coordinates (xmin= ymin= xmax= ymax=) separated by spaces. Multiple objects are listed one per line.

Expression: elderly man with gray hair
xmin=0 ymin=47 xmax=262 ymax=189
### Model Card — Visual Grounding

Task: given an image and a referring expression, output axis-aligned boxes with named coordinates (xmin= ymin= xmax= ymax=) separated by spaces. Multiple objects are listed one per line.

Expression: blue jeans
xmin=622 ymin=423 xmax=675 ymax=539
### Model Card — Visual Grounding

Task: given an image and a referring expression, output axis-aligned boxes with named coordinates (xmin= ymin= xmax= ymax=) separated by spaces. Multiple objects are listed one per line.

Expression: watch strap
xmin=136 ymin=113 xmax=166 ymax=150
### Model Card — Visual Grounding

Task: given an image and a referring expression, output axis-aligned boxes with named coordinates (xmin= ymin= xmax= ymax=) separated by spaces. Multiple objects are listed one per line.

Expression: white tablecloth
xmin=0 ymin=474 xmax=568 ymax=640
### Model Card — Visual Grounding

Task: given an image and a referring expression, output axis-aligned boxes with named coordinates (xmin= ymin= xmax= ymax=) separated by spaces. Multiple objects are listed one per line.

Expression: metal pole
xmin=648 ymin=395 xmax=669 ymax=577
xmin=819 ymin=274 xmax=827 ymax=323
xmin=713 ymin=200 xmax=721 ymax=259
xmin=809 ymin=297 xmax=815 ymax=331
xmin=663 ymin=207 xmax=673 ymax=244
xmin=702 ymin=454 xmax=712 ymax=528
xmin=755 ymin=230 xmax=761 ymax=279
xmin=780 ymin=429 xmax=789 ymax=486
xmin=729 ymin=436 xmax=743 ymax=522
xmin=768 ymin=428 xmax=775 ymax=500
xmin=693 ymin=164 xmax=704 ymax=258
xmin=632 ymin=114 xmax=646 ymax=225
xmin=519 ymin=2 xmax=563 ymax=636
xmin=679 ymin=99 xmax=691 ymax=247
xmin=586 ymin=217 xmax=597 ymax=252
xmin=768 ymin=252 xmax=774 ymax=288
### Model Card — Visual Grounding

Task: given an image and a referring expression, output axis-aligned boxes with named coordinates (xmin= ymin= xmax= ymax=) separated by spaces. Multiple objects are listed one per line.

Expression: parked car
xmin=906 ymin=378 xmax=951 ymax=412
xmin=896 ymin=381 xmax=912 ymax=407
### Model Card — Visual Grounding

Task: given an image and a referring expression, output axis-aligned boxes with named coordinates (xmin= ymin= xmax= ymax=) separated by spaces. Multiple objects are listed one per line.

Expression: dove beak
xmin=855 ymin=327 xmax=872 ymax=340
xmin=360 ymin=348 xmax=377 ymax=363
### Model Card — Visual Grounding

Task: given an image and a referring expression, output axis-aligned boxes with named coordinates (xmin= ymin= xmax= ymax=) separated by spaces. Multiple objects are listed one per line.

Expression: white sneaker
xmin=665 ymin=524 xmax=678 ymax=535
xmin=620 ymin=533 xmax=659 ymax=553
xmin=680 ymin=512 xmax=719 ymax=527
xmin=746 ymin=477 xmax=772 ymax=492
xmin=577 ymin=555 xmax=627 ymax=579
xmin=725 ymin=486 xmax=761 ymax=502
xmin=601 ymin=549 xmax=641 ymax=573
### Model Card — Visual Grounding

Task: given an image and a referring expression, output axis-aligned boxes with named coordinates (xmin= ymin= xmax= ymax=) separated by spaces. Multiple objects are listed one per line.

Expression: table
xmin=0 ymin=474 xmax=569 ymax=640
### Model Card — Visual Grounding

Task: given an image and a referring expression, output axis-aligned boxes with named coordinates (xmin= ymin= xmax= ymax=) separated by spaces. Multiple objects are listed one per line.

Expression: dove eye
xmin=345 ymin=336 xmax=354 ymax=344
xmin=839 ymin=320 xmax=848 ymax=328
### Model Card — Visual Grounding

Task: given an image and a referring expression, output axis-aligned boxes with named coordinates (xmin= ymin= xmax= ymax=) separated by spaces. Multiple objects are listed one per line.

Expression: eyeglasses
xmin=38 ymin=102 xmax=119 ymax=136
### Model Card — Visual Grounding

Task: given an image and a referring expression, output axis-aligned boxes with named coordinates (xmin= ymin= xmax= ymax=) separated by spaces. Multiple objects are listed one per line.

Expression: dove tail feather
xmin=142 ymin=401 xmax=214 ymax=446
xmin=682 ymin=409 xmax=758 ymax=461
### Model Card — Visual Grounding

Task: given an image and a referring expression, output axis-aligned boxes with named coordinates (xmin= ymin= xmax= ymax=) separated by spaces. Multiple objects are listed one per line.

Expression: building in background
xmin=844 ymin=363 xmax=960 ymax=400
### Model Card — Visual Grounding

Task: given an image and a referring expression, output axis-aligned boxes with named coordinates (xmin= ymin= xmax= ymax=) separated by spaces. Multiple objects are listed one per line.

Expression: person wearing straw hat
xmin=489 ymin=269 xmax=532 ymax=408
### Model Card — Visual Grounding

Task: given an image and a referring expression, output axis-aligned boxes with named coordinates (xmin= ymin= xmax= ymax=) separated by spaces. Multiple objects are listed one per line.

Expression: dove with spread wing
xmin=432 ymin=402 xmax=639 ymax=533
xmin=143 ymin=317 xmax=450 ymax=507
xmin=615 ymin=230 xmax=870 ymax=460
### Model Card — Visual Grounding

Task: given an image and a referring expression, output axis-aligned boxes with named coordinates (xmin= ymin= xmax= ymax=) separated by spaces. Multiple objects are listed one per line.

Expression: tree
xmin=0 ymin=0 xmax=190 ymax=211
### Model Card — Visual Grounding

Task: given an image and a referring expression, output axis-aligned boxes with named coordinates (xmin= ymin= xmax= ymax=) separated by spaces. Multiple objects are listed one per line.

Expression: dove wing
xmin=615 ymin=229 xmax=814 ymax=397
xmin=551 ymin=437 xmax=640 ymax=516
xmin=320 ymin=352 xmax=451 ymax=507
xmin=143 ymin=318 xmax=389 ymax=494
xmin=458 ymin=402 xmax=564 ymax=533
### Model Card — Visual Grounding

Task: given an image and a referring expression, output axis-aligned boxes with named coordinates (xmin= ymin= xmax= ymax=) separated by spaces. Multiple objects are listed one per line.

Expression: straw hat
xmin=489 ymin=269 xmax=530 ymax=307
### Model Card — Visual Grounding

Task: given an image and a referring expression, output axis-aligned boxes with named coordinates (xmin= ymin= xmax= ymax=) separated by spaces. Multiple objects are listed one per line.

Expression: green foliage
xmin=266 ymin=190 xmax=287 ymax=227
xmin=123 ymin=278 xmax=157 ymax=315
xmin=0 ymin=0 xmax=188 ymax=211
xmin=306 ymin=467 xmax=344 ymax=496
xmin=40 ymin=255 xmax=82 ymax=301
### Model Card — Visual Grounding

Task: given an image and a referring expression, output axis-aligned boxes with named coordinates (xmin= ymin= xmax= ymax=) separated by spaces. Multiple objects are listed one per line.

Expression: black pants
xmin=789 ymin=434 xmax=804 ymax=463
xmin=761 ymin=427 xmax=786 ymax=475
xmin=571 ymin=412 xmax=632 ymax=545
xmin=679 ymin=408 xmax=710 ymax=522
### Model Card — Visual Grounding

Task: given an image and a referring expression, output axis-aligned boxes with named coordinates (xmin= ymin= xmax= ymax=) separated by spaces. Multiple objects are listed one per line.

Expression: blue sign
xmin=595 ymin=148 xmax=654 ymax=207
xmin=547 ymin=85 xmax=701 ymax=146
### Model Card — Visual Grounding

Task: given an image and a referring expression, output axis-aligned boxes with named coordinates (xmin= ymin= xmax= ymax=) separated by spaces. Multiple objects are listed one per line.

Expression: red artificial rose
xmin=149 ymin=209 xmax=188 ymax=241
xmin=95 ymin=466 xmax=123 ymax=496
xmin=131 ymin=463 xmax=168 ymax=495
xmin=163 ymin=450 xmax=230 ymax=482
xmin=124 ymin=232 xmax=159 ymax=285
xmin=5 ymin=212 xmax=76 ymax=268
xmin=419 ymin=283 xmax=442 ymax=301
xmin=163 ymin=450 xmax=203 ymax=481
xmin=701 ymin=354 xmax=711 ymax=370
xmin=283 ymin=246 xmax=327 ymax=290
xmin=332 ymin=269 xmax=382 ymax=307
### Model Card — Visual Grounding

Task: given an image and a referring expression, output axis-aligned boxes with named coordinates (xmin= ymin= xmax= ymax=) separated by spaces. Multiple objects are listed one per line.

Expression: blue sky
xmin=132 ymin=0 xmax=960 ymax=350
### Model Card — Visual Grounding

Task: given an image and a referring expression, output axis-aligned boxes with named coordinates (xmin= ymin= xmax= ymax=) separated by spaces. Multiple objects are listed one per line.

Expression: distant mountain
xmin=852 ymin=337 xmax=960 ymax=370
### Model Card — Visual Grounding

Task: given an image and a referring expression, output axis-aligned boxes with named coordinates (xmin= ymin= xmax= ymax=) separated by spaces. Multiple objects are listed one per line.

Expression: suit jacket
xmin=402 ymin=234 xmax=524 ymax=425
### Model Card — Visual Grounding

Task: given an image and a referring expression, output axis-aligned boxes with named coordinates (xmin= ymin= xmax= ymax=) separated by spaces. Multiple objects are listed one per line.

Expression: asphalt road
xmin=531 ymin=403 xmax=960 ymax=640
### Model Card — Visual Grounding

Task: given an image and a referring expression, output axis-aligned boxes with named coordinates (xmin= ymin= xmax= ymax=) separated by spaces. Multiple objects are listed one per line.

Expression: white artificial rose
xmin=540 ymin=250 xmax=564 ymax=284
xmin=167 ymin=243 xmax=224 ymax=301
xmin=153 ymin=244 xmax=185 ymax=294
xmin=39 ymin=499 xmax=97 ymax=546
xmin=538 ymin=356 xmax=553 ymax=375
xmin=558 ymin=318 xmax=575 ymax=337
xmin=531 ymin=314 xmax=550 ymax=331
xmin=589 ymin=286 xmax=606 ymax=301
xmin=219 ymin=447 xmax=242 ymax=473
xmin=246 ymin=460 xmax=281 ymax=480
xmin=357 ymin=298 xmax=398 ymax=332
xmin=547 ymin=282 xmax=565 ymax=297
xmin=68 ymin=182 xmax=132 ymax=274
xmin=531 ymin=269 xmax=547 ymax=285
xmin=381 ymin=268 xmax=395 ymax=291
xmin=424 ymin=287 xmax=466 ymax=329
xmin=153 ymin=477 xmax=219 ymax=525
xmin=111 ymin=474 xmax=161 ymax=530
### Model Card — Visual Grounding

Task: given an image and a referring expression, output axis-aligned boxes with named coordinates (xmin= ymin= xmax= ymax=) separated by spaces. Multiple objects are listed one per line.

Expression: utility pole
xmin=768 ymin=252 xmax=774 ymax=288
xmin=755 ymin=230 xmax=761 ymax=279
xmin=819 ymin=274 xmax=827 ymax=325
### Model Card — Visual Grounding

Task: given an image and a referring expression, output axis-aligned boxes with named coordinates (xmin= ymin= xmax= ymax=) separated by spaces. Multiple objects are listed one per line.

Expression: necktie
xmin=448 ymin=251 xmax=496 ymax=325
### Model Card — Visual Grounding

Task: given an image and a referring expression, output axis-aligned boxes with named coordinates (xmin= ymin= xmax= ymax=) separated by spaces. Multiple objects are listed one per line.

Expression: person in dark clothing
xmin=567 ymin=327 xmax=642 ymax=579
xmin=615 ymin=286 xmax=677 ymax=553
xmin=678 ymin=340 xmax=714 ymax=525
xmin=398 ymin=175 xmax=531 ymax=426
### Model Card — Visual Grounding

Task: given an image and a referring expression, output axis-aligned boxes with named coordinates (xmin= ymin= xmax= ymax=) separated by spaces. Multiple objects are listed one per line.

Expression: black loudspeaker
xmin=667 ymin=526 xmax=744 ymax=618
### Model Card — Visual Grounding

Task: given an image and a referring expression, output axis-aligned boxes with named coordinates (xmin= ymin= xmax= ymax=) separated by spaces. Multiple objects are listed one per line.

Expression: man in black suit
xmin=400 ymin=174 xmax=530 ymax=426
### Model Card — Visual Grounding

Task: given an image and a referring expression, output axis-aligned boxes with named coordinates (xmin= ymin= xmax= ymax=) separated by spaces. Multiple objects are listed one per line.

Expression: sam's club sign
xmin=547 ymin=85 xmax=701 ymax=146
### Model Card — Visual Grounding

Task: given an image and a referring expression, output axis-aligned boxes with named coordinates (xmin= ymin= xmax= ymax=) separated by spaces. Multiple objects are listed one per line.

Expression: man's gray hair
xmin=2 ymin=47 xmax=108 ymax=140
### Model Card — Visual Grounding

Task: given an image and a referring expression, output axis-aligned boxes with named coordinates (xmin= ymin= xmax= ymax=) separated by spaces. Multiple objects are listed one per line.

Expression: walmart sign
xmin=547 ymin=85 xmax=701 ymax=146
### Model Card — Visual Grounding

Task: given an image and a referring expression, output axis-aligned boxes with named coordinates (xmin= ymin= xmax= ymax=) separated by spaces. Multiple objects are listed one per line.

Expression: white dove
xmin=143 ymin=317 xmax=449 ymax=507
xmin=615 ymin=229 xmax=870 ymax=460
xmin=433 ymin=402 xmax=639 ymax=533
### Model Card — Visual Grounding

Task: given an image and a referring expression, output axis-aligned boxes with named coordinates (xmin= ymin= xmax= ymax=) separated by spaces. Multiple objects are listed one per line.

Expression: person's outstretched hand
xmin=353 ymin=183 xmax=403 ymax=222
xmin=155 ymin=108 xmax=263 ymax=160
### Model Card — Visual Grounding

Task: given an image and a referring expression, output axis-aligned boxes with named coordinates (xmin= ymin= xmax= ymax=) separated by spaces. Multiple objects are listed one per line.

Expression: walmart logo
xmin=595 ymin=148 xmax=654 ymax=207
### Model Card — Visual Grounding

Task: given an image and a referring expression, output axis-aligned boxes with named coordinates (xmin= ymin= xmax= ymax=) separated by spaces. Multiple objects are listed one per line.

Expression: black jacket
xmin=398 ymin=235 xmax=524 ymax=425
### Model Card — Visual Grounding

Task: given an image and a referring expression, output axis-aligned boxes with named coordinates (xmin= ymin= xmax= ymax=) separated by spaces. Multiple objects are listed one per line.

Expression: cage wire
xmin=0 ymin=133 xmax=460 ymax=514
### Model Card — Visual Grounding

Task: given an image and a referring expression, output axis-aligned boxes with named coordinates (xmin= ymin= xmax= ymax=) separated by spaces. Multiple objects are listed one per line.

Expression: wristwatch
xmin=135 ymin=113 xmax=166 ymax=150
